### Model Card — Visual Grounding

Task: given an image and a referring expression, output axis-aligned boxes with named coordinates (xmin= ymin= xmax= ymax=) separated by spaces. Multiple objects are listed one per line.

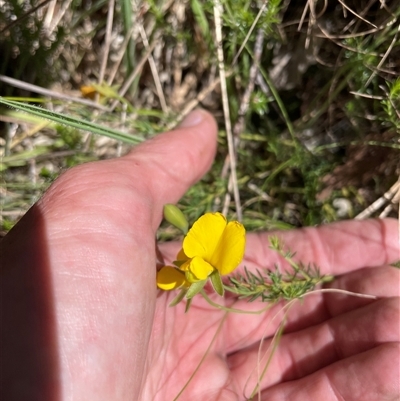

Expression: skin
xmin=1 ymin=109 xmax=399 ymax=401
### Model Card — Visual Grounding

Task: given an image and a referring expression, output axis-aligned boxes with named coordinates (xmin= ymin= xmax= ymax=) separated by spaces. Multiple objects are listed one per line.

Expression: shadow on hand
xmin=1 ymin=205 xmax=60 ymax=401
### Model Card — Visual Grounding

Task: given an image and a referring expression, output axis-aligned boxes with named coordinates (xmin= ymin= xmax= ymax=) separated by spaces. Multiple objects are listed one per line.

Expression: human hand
xmin=157 ymin=218 xmax=399 ymax=401
xmin=1 ymin=110 xmax=217 ymax=400
xmin=1 ymin=109 xmax=399 ymax=401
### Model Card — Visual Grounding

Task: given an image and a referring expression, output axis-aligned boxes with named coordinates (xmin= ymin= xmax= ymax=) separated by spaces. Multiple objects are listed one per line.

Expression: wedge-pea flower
xmin=157 ymin=212 xmax=246 ymax=298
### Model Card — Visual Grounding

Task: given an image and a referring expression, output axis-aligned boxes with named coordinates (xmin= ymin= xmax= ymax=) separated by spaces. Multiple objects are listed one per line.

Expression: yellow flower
xmin=156 ymin=266 xmax=188 ymax=290
xmin=156 ymin=212 xmax=246 ymax=291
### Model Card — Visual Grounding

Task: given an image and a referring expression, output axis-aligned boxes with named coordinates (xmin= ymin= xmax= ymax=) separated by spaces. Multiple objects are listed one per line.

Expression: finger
xmin=160 ymin=218 xmax=399 ymax=270
xmin=259 ymin=344 xmax=399 ymax=401
xmin=161 ymin=214 xmax=398 ymax=275
xmin=228 ymin=297 xmax=399 ymax=395
xmin=244 ymin=218 xmax=399 ymax=276
xmin=225 ymin=265 xmax=400 ymax=352
xmin=324 ymin=265 xmax=400 ymax=316
xmin=160 ymin=219 xmax=399 ymax=354
xmin=220 ymin=219 xmax=397 ymax=352
xmin=40 ymin=109 xmax=218 ymax=231
xmin=125 ymin=109 xmax=218 ymax=228
xmin=1 ymin=110 xmax=218 ymax=401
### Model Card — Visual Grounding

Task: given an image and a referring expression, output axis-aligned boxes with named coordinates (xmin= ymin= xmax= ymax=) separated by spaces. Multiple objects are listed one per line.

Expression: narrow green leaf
xmin=186 ymin=280 xmax=207 ymax=299
xmin=210 ymin=270 xmax=224 ymax=296
xmin=0 ymin=97 xmax=144 ymax=144
xmin=191 ymin=0 xmax=210 ymax=40
xmin=169 ymin=288 xmax=187 ymax=307
xmin=185 ymin=298 xmax=193 ymax=313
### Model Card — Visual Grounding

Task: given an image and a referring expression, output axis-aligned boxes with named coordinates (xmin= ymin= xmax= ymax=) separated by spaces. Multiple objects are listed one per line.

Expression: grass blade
xmin=0 ymin=97 xmax=144 ymax=144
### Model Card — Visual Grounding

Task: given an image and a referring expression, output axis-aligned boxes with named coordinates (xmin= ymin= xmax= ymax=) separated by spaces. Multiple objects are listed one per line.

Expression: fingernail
xmin=178 ymin=110 xmax=204 ymax=128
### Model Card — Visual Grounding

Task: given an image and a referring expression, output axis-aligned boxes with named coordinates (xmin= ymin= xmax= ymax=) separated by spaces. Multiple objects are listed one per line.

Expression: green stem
xmin=200 ymin=290 xmax=270 ymax=315
xmin=172 ymin=312 xmax=228 ymax=401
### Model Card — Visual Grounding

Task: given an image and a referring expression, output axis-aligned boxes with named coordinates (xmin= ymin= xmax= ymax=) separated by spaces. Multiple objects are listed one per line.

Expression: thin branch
xmin=98 ymin=0 xmax=115 ymax=88
xmin=220 ymin=29 xmax=265 ymax=215
xmin=213 ymin=0 xmax=242 ymax=221
xmin=298 ymin=0 xmax=310 ymax=32
xmin=139 ymin=25 xmax=168 ymax=112
xmin=164 ymin=75 xmax=225 ymax=130
xmin=355 ymin=179 xmax=400 ymax=220
xmin=341 ymin=0 xmax=376 ymax=33
xmin=107 ymin=25 xmax=137 ymax=86
xmin=109 ymin=39 xmax=158 ymax=111
xmin=0 ymin=75 xmax=109 ymax=111
xmin=364 ymin=23 xmax=400 ymax=87
xmin=232 ymin=0 xmax=268 ymax=66
xmin=48 ymin=0 xmax=74 ymax=36
xmin=0 ymin=0 xmax=53 ymax=34
xmin=337 ymin=0 xmax=377 ymax=29
xmin=43 ymin=0 xmax=57 ymax=30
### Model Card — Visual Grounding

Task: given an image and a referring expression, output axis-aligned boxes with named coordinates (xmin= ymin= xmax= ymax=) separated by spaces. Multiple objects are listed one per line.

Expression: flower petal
xmin=176 ymin=248 xmax=189 ymax=261
xmin=156 ymin=266 xmax=187 ymax=290
xmin=210 ymin=221 xmax=246 ymax=275
xmin=183 ymin=212 xmax=227 ymax=260
xmin=188 ymin=256 xmax=214 ymax=280
xmin=173 ymin=248 xmax=189 ymax=268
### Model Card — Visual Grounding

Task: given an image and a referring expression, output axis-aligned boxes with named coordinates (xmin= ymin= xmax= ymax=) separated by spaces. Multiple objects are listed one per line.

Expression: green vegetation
xmin=1 ymin=0 xmax=399 ymax=234
xmin=226 ymin=236 xmax=334 ymax=303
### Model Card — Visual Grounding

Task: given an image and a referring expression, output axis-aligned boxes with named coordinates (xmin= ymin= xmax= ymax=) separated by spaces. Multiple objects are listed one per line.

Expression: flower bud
xmin=163 ymin=204 xmax=189 ymax=234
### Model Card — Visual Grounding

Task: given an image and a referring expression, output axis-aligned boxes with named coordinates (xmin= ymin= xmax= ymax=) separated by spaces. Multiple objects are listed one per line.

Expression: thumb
xmin=0 ymin=110 xmax=218 ymax=401
xmin=37 ymin=109 xmax=217 ymax=230
xmin=125 ymin=109 xmax=218 ymax=216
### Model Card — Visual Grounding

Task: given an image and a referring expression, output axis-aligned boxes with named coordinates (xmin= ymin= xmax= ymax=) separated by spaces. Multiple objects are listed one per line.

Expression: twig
xmin=220 ymin=29 xmax=265 ymax=215
xmin=341 ymin=0 xmax=376 ymax=33
xmin=232 ymin=0 xmax=268 ymax=66
xmin=364 ymin=23 xmax=399 ymax=87
xmin=247 ymin=183 xmax=273 ymax=202
xmin=0 ymin=0 xmax=53 ymax=34
xmin=349 ymin=91 xmax=385 ymax=100
xmin=379 ymin=204 xmax=393 ymax=218
xmin=165 ymin=75 xmax=225 ymax=130
xmin=48 ymin=0 xmax=74 ymax=36
xmin=315 ymin=25 xmax=382 ymax=39
xmin=303 ymin=0 xmax=327 ymax=49
xmin=107 ymin=25 xmax=137 ymax=86
xmin=298 ymin=0 xmax=310 ymax=32
xmin=11 ymin=121 xmax=50 ymax=149
xmin=43 ymin=0 xmax=57 ymax=30
xmin=138 ymin=25 xmax=168 ymax=112
xmin=0 ymin=75 xmax=109 ymax=111
xmin=379 ymin=85 xmax=400 ymax=120
xmin=337 ymin=0 xmax=377 ymax=29
xmin=213 ymin=0 xmax=242 ymax=221
xmin=109 ymin=39 xmax=158 ymax=111
xmin=355 ymin=179 xmax=400 ymax=219
xmin=98 ymin=0 xmax=115 ymax=89
xmin=235 ymin=29 xmax=265 ymax=138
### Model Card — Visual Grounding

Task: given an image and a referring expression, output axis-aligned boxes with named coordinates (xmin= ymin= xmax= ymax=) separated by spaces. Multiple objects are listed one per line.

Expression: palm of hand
xmin=2 ymin=112 xmax=398 ymax=401
xmin=144 ymin=223 xmax=399 ymax=401
xmin=5 ymin=161 xmax=398 ymax=401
